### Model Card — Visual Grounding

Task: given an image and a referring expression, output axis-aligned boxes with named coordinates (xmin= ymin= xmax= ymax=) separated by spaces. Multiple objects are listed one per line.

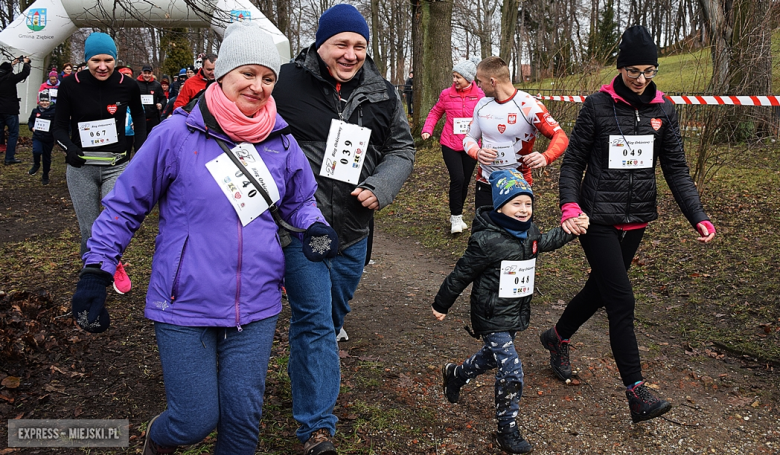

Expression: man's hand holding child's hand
xmin=432 ymin=307 xmax=446 ymax=321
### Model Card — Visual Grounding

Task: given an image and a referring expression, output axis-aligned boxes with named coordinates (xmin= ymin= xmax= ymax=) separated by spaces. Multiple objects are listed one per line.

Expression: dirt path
xmin=1 ymin=155 xmax=778 ymax=453
xmin=337 ymin=230 xmax=779 ymax=454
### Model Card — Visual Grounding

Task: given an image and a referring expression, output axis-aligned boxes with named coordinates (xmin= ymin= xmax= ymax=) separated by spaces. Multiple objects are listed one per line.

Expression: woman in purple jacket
xmin=422 ymin=58 xmax=485 ymax=234
xmin=70 ymin=22 xmax=337 ymax=455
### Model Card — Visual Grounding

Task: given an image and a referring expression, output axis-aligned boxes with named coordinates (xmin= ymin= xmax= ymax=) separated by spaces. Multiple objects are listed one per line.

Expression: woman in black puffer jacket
xmin=539 ymin=25 xmax=717 ymax=424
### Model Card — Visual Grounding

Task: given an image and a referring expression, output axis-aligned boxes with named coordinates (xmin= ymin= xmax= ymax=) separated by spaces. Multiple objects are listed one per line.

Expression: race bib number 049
xmin=498 ymin=258 xmax=536 ymax=298
xmin=608 ymin=135 xmax=654 ymax=169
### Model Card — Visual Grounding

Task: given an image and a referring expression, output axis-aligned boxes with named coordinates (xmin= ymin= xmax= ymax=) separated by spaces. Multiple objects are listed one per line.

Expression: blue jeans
xmin=150 ymin=316 xmax=278 ymax=455
xmin=283 ymin=236 xmax=367 ymax=442
xmin=0 ymin=114 xmax=19 ymax=161
xmin=456 ymin=331 xmax=524 ymax=427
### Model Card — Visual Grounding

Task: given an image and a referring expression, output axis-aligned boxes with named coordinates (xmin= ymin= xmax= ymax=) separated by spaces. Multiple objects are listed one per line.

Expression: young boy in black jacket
xmin=432 ymin=169 xmax=588 ymax=454
xmin=27 ymin=90 xmax=56 ymax=184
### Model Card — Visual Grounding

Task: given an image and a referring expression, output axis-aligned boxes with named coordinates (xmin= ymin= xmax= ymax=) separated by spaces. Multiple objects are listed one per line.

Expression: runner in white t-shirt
xmin=464 ymin=56 xmax=569 ymax=208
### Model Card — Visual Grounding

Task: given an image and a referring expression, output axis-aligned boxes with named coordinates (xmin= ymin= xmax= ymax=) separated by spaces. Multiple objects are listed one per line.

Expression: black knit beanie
xmin=616 ymin=25 xmax=658 ymax=69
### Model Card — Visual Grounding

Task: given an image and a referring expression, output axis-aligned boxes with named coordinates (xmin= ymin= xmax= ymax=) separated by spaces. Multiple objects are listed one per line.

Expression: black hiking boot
xmin=442 ymin=362 xmax=465 ymax=404
xmin=626 ymin=381 xmax=672 ymax=423
xmin=493 ymin=424 xmax=533 ymax=454
xmin=539 ymin=327 xmax=571 ymax=381
xmin=303 ymin=428 xmax=337 ymax=455
xmin=28 ymin=163 xmax=39 ymax=175
xmin=142 ymin=415 xmax=177 ymax=454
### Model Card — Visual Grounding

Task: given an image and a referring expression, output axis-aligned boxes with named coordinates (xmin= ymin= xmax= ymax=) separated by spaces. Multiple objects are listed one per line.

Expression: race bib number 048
xmin=498 ymin=258 xmax=536 ymax=298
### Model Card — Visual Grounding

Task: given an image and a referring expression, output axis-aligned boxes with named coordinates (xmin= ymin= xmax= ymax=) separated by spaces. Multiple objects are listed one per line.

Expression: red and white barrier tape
xmin=535 ymin=94 xmax=780 ymax=106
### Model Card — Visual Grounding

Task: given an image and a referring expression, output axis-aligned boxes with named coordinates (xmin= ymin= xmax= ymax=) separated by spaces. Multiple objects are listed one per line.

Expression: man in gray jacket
xmin=273 ymin=4 xmax=415 ymax=454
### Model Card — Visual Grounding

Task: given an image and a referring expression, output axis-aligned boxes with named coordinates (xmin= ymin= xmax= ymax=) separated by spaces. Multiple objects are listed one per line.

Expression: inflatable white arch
xmin=0 ymin=0 xmax=290 ymax=115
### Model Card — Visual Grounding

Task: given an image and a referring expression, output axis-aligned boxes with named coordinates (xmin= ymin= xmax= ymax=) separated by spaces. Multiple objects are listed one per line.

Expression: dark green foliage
xmin=161 ymin=28 xmax=193 ymax=80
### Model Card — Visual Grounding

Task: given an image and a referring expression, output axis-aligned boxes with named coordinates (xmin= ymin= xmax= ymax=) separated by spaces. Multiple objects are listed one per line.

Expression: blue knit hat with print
xmin=489 ymin=169 xmax=534 ymax=210
xmin=315 ymin=4 xmax=370 ymax=48
xmin=84 ymin=32 xmax=117 ymax=61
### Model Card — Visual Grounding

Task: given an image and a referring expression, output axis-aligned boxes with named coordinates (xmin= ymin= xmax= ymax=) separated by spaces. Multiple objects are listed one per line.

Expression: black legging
xmin=441 ymin=145 xmax=477 ymax=216
xmin=555 ymin=223 xmax=645 ymax=386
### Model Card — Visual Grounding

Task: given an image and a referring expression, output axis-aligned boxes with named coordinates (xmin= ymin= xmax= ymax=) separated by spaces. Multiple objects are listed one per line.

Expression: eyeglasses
xmin=625 ymin=68 xmax=658 ymax=79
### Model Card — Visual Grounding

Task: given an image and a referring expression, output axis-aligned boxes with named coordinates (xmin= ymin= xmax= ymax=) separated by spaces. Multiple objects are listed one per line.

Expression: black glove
xmin=302 ymin=222 xmax=339 ymax=262
xmin=72 ymin=267 xmax=112 ymax=333
xmin=65 ymin=145 xmax=86 ymax=168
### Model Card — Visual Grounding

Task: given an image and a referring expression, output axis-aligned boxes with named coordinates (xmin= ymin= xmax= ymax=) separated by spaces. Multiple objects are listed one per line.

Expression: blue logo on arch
xmin=230 ymin=10 xmax=251 ymax=22
xmin=27 ymin=8 xmax=47 ymax=31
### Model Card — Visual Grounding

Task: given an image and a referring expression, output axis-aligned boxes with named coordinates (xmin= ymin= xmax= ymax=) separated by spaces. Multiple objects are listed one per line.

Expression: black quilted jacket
xmin=433 ymin=208 xmax=575 ymax=336
xmin=559 ymin=81 xmax=708 ymax=229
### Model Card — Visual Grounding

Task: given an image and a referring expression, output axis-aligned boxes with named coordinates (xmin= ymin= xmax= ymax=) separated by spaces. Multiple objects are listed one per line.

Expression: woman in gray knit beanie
xmin=68 ymin=18 xmax=338 ymax=455
xmin=421 ymin=58 xmax=485 ymax=234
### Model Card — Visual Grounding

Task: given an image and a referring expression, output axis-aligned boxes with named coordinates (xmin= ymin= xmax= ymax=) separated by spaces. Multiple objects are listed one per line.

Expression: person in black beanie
xmin=538 ymin=25 xmax=717 ymax=424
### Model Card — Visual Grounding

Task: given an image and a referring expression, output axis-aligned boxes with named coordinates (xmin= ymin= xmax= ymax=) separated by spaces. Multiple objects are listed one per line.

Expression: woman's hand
xmin=696 ymin=221 xmax=716 ymax=243
xmin=562 ymin=214 xmax=588 ymax=235
xmin=432 ymin=307 xmax=446 ymax=321
xmin=421 ymin=132 xmax=431 ymax=140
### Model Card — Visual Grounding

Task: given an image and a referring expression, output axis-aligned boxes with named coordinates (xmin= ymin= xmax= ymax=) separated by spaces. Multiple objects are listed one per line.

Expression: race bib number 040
xmin=205 ymin=142 xmax=280 ymax=227
xmin=320 ymin=119 xmax=371 ymax=185
xmin=498 ymin=258 xmax=536 ymax=298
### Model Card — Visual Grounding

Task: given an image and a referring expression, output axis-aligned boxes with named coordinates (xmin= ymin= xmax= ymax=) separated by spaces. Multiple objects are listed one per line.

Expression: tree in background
xmin=161 ymin=28 xmax=193 ymax=80
xmin=411 ymin=0 xmax=452 ymax=134
xmin=587 ymin=0 xmax=620 ymax=64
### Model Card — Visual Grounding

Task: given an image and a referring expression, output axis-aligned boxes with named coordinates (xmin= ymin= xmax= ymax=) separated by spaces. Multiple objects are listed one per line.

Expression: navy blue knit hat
xmin=489 ymin=170 xmax=534 ymax=210
xmin=84 ymin=32 xmax=117 ymax=61
xmin=315 ymin=4 xmax=370 ymax=48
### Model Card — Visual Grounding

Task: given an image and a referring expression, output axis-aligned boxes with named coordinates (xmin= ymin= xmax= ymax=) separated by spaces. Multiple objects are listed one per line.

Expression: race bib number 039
xmin=320 ymin=119 xmax=371 ymax=185
xmin=608 ymin=135 xmax=654 ymax=169
xmin=498 ymin=258 xmax=536 ymax=298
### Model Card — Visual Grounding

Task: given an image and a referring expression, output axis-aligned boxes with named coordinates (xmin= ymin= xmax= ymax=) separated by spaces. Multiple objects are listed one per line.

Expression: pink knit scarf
xmin=204 ymin=83 xmax=277 ymax=143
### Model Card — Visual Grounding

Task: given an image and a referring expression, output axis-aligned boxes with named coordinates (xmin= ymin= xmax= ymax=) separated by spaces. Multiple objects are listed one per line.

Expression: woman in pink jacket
xmin=422 ymin=59 xmax=484 ymax=234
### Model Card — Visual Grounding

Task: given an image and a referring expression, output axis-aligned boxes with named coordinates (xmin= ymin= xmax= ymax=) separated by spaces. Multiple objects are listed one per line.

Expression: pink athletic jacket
xmin=422 ymin=82 xmax=484 ymax=151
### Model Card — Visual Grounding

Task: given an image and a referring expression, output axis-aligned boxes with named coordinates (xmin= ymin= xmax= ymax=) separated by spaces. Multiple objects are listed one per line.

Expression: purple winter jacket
xmin=422 ymin=83 xmax=484 ymax=151
xmin=84 ymin=101 xmax=325 ymax=328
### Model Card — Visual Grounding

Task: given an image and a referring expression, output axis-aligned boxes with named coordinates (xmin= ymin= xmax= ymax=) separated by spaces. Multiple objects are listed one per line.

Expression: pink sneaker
xmin=113 ymin=262 xmax=132 ymax=294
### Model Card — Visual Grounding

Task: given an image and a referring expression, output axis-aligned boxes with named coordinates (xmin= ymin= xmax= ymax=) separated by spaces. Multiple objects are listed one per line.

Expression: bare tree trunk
xmin=499 ymin=0 xmax=519 ymax=63
xmin=699 ymin=0 xmax=731 ymax=92
xmin=370 ymin=0 xmax=385 ymax=75
xmin=411 ymin=0 xmax=452 ymax=134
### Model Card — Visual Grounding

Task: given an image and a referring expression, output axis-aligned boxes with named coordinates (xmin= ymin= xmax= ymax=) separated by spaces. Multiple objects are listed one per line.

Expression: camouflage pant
xmin=457 ymin=331 xmax=524 ymax=427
